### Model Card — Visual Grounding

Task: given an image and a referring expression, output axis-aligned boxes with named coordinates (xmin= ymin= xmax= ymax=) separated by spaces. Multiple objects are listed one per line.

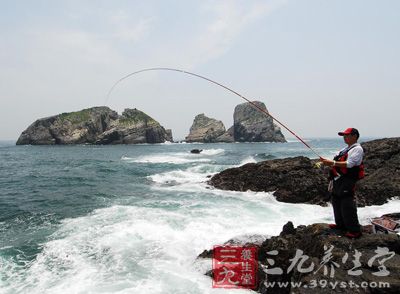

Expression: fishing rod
xmin=105 ymin=67 xmax=322 ymax=159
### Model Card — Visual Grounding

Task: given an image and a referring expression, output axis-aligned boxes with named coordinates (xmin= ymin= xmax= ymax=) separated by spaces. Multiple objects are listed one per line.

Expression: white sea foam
xmin=147 ymin=154 xmax=256 ymax=192
xmin=149 ymin=168 xmax=208 ymax=186
xmin=147 ymin=163 xmax=224 ymax=193
xmin=121 ymin=148 xmax=225 ymax=165
xmin=6 ymin=202 xmax=278 ymax=293
xmin=160 ymin=141 xmax=173 ymax=145
xmin=197 ymin=148 xmax=224 ymax=156
xmin=237 ymin=156 xmax=257 ymax=166
xmin=286 ymin=139 xmax=312 ymax=143
xmin=4 ymin=193 xmax=399 ymax=294
xmin=122 ymin=155 xmax=211 ymax=164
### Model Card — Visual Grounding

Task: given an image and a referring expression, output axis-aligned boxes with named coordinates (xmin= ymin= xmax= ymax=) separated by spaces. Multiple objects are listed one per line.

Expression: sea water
xmin=0 ymin=139 xmax=398 ymax=293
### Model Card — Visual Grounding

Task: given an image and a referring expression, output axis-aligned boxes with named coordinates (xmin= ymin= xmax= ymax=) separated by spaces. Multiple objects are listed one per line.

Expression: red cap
xmin=338 ymin=128 xmax=359 ymax=137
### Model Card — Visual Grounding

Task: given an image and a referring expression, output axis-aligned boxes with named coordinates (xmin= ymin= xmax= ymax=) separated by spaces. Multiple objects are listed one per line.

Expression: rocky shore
xmin=198 ymin=220 xmax=400 ymax=293
xmin=200 ymin=138 xmax=400 ymax=292
xmin=208 ymin=137 xmax=400 ymax=207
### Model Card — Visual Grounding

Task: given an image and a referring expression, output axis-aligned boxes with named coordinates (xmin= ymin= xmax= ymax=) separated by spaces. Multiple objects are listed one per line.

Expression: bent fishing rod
xmin=105 ymin=67 xmax=322 ymax=159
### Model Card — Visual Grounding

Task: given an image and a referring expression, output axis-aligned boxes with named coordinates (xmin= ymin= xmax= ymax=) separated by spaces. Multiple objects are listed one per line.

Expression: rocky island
xmin=18 ymin=100 xmax=285 ymax=145
xmin=16 ymin=106 xmax=173 ymax=145
xmin=185 ymin=113 xmax=227 ymax=143
xmin=186 ymin=101 xmax=286 ymax=143
xmin=233 ymin=101 xmax=285 ymax=143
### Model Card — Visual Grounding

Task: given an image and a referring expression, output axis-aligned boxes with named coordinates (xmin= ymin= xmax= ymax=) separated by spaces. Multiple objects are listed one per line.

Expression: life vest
xmin=330 ymin=145 xmax=365 ymax=181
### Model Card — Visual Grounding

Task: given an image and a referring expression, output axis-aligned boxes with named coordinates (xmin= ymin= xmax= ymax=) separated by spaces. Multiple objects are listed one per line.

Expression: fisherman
xmin=321 ymin=128 xmax=364 ymax=238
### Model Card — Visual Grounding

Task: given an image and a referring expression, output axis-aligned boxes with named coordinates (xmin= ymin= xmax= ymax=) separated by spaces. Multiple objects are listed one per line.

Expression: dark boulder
xmin=190 ymin=149 xmax=203 ymax=154
xmin=209 ymin=156 xmax=328 ymax=205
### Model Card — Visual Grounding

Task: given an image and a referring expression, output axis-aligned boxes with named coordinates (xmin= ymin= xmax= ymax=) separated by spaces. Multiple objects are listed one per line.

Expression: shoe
xmin=345 ymin=231 xmax=362 ymax=239
xmin=329 ymin=224 xmax=345 ymax=230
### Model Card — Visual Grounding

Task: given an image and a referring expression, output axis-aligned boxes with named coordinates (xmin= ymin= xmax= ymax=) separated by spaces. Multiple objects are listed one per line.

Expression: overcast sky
xmin=1 ymin=0 xmax=399 ymax=141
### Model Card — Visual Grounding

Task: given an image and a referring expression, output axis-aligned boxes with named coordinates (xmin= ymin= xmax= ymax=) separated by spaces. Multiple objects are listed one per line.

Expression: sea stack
xmin=233 ymin=101 xmax=286 ymax=142
xmin=185 ymin=114 xmax=226 ymax=143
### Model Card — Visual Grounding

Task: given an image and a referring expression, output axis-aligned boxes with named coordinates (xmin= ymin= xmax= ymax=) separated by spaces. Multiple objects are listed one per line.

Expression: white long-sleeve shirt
xmin=337 ymin=143 xmax=364 ymax=168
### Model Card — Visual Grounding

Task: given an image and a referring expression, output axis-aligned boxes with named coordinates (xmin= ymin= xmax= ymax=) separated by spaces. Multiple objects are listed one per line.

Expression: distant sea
xmin=0 ymin=138 xmax=398 ymax=293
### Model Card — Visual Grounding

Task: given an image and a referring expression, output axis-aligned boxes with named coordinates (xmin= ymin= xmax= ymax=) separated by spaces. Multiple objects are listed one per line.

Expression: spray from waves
xmin=147 ymin=153 xmax=256 ymax=186
xmin=148 ymin=163 xmax=225 ymax=189
xmin=5 ymin=191 xmax=399 ymax=294
xmin=255 ymin=153 xmax=276 ymax=160
xmin=148 ymin=155 xmax=257 ymax=191
xmin=121 ymin=149 xmax=225 ymax=165
xmin=286 ymin=139 xmax=312 ymax=143
xmin=149 ymin=168 xmax=207 ymax=186
xmin=197 ymin=148 xmax=224 ymax=156
xmin=3 ymin=198 xmax=295 ymax=294
xmin=146 ymin=151 xmax=257 ymax=189
xmin=122 ymin=155 xmax=211 ymax=164
xmin=237 ymin=156 xmax=257 ymax=165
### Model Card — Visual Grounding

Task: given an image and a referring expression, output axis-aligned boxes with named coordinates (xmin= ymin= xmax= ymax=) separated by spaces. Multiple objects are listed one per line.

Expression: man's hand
xmin=320 ymin=158 xmax=334 ymax=167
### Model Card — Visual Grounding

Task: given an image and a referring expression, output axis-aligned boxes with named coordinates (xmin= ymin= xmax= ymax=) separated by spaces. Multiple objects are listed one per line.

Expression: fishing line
xmin=105 ymin=67 xmax=322 ymax=159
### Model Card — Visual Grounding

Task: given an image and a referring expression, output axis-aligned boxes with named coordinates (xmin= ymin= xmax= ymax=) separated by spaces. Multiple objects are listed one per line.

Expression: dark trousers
xmin=331 ymin=177 xmax=361 ymax=233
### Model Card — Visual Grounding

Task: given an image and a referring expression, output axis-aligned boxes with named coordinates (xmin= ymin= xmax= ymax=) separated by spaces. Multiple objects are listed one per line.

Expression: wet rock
xmin=281 ymin=221 xmax=296 ymax=236
xmin=190 ymin=149 xmax=203 ymax=154
xmin=208 ymin=156 xmax=328 ymax=205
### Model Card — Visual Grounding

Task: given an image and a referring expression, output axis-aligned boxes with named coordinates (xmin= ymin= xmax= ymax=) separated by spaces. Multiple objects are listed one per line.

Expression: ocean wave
xmin=146 ymin=155 xmax=255 ymax=190
xmin=237 ymin=156 xmax=257 ymax=166
xmin=255 ymin=153 xmax=276 ymax=160
xmin=121 ymin=155 xmax=211 ymax=164
xmin=286 ymin=139 xmax=312 ymax=143
xmin=147 ymin=163 xmax=224 ymax=188
xmin=3 ymin=203 xmax=277 ymax=293
xmin=3 ymin=194 xmax=399 ymax=293
xmin=149 ymin=169 xmax=208 ymax=186
xmin=197 ymin=148 xmax=224 ymax=156
xmin=121 ymin=148 xmax=225 ymax=165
